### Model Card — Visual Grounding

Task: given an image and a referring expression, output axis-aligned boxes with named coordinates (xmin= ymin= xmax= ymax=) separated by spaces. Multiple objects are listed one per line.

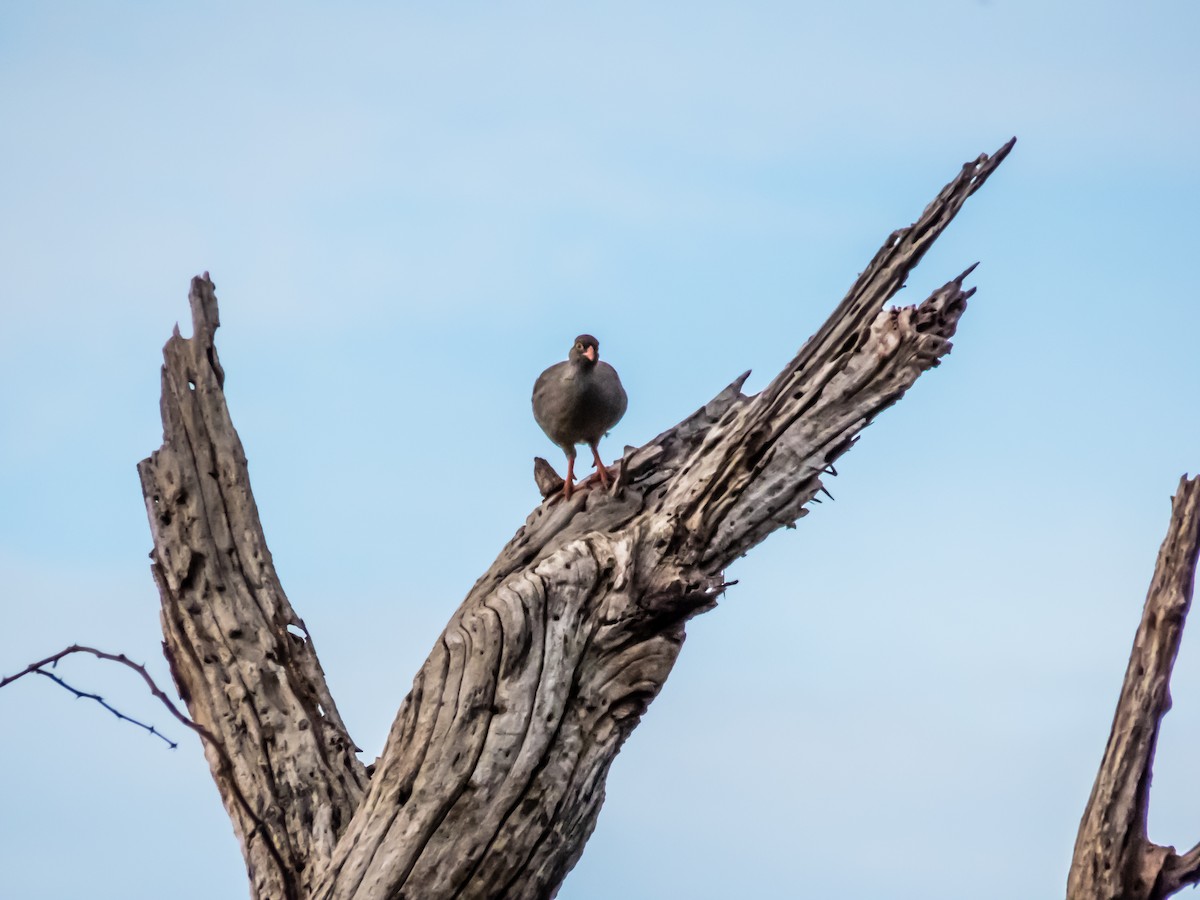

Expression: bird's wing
xmin=600 ymin=362 xmax=628 ymax=425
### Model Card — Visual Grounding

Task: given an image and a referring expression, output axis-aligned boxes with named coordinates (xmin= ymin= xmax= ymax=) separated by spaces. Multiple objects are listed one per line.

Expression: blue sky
xmin=2 ymin=2 xmax=1198 ymax=898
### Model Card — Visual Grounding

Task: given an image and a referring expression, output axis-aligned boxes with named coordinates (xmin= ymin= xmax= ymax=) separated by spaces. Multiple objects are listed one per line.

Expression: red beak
xmin=583 ymin=346 xmax=596 ymax=362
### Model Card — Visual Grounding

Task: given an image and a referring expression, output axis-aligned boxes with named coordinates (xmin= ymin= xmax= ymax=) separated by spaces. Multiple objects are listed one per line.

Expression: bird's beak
xmin=583 ymin=346 xmax=596 ymax=362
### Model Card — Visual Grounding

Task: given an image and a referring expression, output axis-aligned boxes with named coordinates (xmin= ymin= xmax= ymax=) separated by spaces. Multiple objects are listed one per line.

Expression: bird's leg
xmin=562 ymin=454 xmax=576 ymax=500
xmin=589 ymin=443 xmax=611 ymax=489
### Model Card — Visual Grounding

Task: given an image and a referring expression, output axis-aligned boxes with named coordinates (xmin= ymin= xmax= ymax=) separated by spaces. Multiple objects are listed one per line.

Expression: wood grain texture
xmin=138 ymin=281 xmax=367 ymax=900
xmin=139 ymin=141 xmax=1014 ymax=899
xmin=1068 ymin=476 xmax=1200 ymax=900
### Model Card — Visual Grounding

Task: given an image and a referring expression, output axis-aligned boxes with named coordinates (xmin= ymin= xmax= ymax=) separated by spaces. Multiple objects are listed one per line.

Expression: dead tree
xmin=134 ymin=140 xmax=1013 ymax=900
xmin=1068 ymin=475 xmax=1200 ymax=900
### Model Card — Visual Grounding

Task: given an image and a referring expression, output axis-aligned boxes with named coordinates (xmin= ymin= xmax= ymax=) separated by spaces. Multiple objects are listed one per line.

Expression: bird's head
xmin=569 ymin=334 xmax=600 ymax=365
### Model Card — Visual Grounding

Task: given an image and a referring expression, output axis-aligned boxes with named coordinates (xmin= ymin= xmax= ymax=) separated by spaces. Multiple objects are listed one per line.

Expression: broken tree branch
xmin=137 ymin=284 xmax=368 ymax=900
xmin=1067 ymin=475 xmax=1200 ymax=900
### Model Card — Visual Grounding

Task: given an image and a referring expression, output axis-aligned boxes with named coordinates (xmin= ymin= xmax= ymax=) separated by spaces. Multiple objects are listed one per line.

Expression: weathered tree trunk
xmin=137 ymin=140 xmax=1013 ymax=900
xmin=1067 ymin=476 xmax=1200 ymax=900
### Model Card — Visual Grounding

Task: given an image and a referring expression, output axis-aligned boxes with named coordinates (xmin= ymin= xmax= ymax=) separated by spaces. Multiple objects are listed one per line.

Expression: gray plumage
xmin=532 ymin=334 xmax=627 ymax=498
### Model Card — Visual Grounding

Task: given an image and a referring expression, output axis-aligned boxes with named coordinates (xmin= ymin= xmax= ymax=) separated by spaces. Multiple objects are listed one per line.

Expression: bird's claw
xmin=579 ymin=466 xmax=616 ymax=491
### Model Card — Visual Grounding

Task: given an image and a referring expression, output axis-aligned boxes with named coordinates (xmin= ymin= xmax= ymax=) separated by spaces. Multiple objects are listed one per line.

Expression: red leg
xmin=590 ymin=444 xmax=610 ymax=487
xmin=563 ymin=454 xmax=576 ymax=500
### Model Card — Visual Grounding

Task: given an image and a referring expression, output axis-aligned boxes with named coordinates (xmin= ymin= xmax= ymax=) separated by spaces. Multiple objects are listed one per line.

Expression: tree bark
xmin=137 ymin=140 xmax=1014 ymax=900
xmin=1067 ymin=476 xmax=1200 ymax=900
xmin=137 ymin=291 xmax=367 ymax=900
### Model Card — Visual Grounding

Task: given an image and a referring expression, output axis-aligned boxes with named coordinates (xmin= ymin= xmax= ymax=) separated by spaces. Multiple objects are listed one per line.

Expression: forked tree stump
xmin=137 ymin=141 xmax=1014 ymax=900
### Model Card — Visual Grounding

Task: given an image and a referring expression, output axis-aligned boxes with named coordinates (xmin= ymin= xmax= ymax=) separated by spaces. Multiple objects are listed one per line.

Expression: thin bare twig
xmin=3 ymin=644 xmax=191 ymax=724
xmin=1 ymin=644 xmax=298 ymax=900
xmin=33 ymin=667 xmax=178 ymax=748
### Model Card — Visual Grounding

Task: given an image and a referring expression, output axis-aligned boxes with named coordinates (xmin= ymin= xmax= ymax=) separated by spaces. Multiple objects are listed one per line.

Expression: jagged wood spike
xmin=1068 ymin=475 xmax=1200 ymax=900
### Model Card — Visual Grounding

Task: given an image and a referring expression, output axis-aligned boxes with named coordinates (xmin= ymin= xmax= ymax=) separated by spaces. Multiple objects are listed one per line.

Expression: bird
xmin=532 ymin=334 xmax=628 ymax=501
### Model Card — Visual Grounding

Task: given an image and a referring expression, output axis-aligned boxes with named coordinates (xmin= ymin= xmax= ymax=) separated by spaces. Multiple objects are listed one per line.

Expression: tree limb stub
xmin=139 ymin=142 xmax=1013 ymax=900
xmin=1068 ymin=476 xmax=1200 ymax=900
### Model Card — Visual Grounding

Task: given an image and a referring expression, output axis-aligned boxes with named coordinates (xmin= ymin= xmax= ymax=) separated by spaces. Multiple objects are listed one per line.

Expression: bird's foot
xmin=580 ymin=465 xmax=616 ymax=492
xmin=543 ymin=455 xmax=616 ymax=504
